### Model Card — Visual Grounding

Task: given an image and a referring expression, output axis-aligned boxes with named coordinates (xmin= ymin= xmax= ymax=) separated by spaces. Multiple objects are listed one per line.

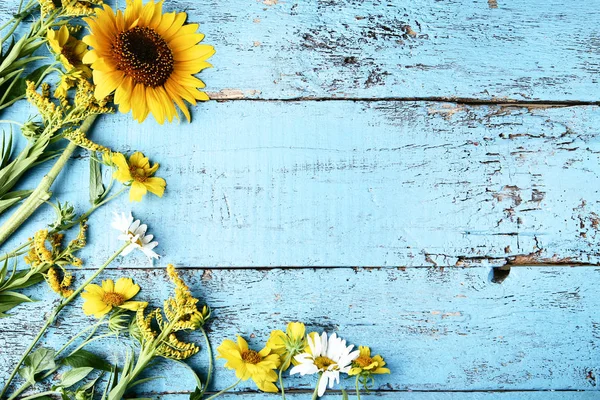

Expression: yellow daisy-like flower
xmin=82 ymin=0 xmax=215 ymax=124
xmin=47 ymin=26 xmax=92 ymax=74
xmin=112 ymin=152 xmax=166 ymax=202
xmin=266 ymin=322 xmax=306 ymax=370
xmin=348 ymin=346 xmax=390 ymax=376
xmin=217 ymin=336 xmax=281 ymax=393
xmin=81 ymin=278 xmax=147 ymax=318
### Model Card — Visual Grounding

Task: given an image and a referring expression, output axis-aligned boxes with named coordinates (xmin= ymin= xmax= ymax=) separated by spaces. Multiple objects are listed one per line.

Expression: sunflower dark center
xmin=112 ymin=26 xmax=174 ymax=87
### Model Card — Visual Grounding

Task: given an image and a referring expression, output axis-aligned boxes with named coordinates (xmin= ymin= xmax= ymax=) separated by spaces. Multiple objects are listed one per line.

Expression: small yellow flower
xmin=81 ymin=278 xmax=147 ymax=318
xmin=348 ymin=346 xmax=390 ymax=376
xmin=217 ymin=336 xmax=280 ymax=393
xmin=112 ymin=152 xmax=166 ymax=202
xmin=266 ymin=322 xmax=306 ymax=370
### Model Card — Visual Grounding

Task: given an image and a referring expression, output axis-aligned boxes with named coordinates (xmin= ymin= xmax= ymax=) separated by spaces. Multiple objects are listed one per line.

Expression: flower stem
xmin=355 ymin=376 xmax=361 ymax=400
xmin=0 ymin=242 xmax=127 ymax=399
xmin=199 ymin=327 xmax=213 ymax=397
xmin=0 ymin=114 xmax=99 ymax=245
xmin=279 ymin=354 xmax=292 ymax=400
xmin=204 ymin=379 xmax=242 ymax=400
xmin=312 ymin=374 xmax=322 ymax=400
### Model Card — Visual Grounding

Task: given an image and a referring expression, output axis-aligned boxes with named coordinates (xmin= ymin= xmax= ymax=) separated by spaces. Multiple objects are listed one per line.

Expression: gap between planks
xmin=207 ymin=96 xmax=600 ymax=107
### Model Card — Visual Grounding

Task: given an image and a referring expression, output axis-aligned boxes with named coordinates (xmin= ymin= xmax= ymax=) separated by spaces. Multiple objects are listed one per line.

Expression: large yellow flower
xmin=112 ymin=152 xmax=166 ymax=202
xmin=81 ymin=278 xmax=147 ymax=318
xmin=82 ymin=0 xmax=215 ymax=124
xmin=217 ymin=336 xmax=280 ymax=393
xmin=348 ymin=346 xmax=390 ymax=376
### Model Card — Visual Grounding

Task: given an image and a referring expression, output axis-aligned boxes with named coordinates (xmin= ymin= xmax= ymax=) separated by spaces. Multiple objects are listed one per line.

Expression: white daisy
xmin=290 ymin=332 xmax=359 ymax=397
xmin=111 ymin=212 xmax=159 ymax=260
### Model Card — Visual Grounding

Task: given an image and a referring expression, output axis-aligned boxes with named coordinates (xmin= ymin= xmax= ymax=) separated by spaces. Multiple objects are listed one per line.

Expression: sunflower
xmin=47 ymin=26 xmax=92 ymax=98
xmin=112 ymin=152 xmax=166 ymax=202
xmin=82 ymin=0 xmax=215 ymax=124
xmin=217 ymin=336 xmax=280 ymax=393
xmin=81 ymin=277 xmax=147 ymax=318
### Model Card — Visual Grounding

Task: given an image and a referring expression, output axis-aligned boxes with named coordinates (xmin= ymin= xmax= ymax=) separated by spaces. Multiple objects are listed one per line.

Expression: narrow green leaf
xmin=341 ymin=388 xmax=349 ymax=400
xmin=89 ymin=152 xmax=104 ymax=205
xmin=63 ymin=350 xmax=113 ymax=372
xmin=0 ymin=259 xmax=7 ymax=284
xmin=1 ymin=270 xmax=44 ymax=291
xmin=0 ymin=189 xmax=32 ymax=214
xmin=0 ymin=131 xmax=12 ymax=168
xmin=0 ymin=291 xmax=34 ymax=313
xmin=127 ymin=376 xmax=163 ymax=389
xmin=58 ymin=367 xmax=94 ymax=388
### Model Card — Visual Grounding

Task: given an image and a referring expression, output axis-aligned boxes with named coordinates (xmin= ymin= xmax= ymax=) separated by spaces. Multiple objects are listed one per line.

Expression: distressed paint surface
xmin=0 ymin=0 xmax=598 ymax=398
xmin=0 ymin=0 xmax=599 ymax=101
xmin=1 ymin=268 xmax=599 ymax=396
xmin=2 ymin=102 xmax=600 ymax=267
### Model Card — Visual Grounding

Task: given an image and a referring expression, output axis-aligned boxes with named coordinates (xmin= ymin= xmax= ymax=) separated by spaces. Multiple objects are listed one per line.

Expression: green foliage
xmin=63 ymin=350 xmax=113 ymax=372
xmin=18 ymin=347 xmax=56 ymax=385
xmin=89 ymin=152 xmax=105 ymax=205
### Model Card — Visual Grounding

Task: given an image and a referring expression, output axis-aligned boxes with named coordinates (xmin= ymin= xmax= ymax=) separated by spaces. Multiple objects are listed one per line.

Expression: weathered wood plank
xmin=151 ymin=393 xmax=599 ymax=400
xmin=1 ymin=0 xmax=599 ymax=101
xmin=1 ymin=267 xmax=598 ymax=394
xmin=3 ymin=101 xmax=600 ymax=267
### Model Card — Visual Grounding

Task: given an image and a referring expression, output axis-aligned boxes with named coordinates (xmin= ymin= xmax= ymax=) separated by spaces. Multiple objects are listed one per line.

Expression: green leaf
xmin=341 ymin=388 xmax=349 ymax=400
xmin=89 ymin=152 xmax=104 ymax=205
xmin=0 ymin=291 xmax=34 ymax=315
xmin=1 ymin=270 xmax=44 ymax=291
xmin=127 ymin=376 xmax=163 ymax=389
xmin=189 ymin=387 xmax=203 ymax=400
xmin=18 ymin=347 xmax=56 ymax=385
xmin=0 ymin=132 xmax=12 ymax=169
xmin=0 ymin=189 xmax=32 ymax=214
xmin=58 ymin=367 xmax=94 ymax=388
xmin=63 ymin=350 xmax=113 ymax=372
xmin=0 ymin=64 xmax=51 ymax=109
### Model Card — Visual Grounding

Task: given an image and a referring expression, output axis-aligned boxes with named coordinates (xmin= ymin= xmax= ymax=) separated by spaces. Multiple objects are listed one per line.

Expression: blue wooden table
xmin=1 ymin=0 xmax=599 ymax=398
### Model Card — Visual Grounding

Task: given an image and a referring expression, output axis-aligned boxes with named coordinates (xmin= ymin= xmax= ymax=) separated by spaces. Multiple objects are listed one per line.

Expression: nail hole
xmin=491 ymin=266 xmax=511 ymax=284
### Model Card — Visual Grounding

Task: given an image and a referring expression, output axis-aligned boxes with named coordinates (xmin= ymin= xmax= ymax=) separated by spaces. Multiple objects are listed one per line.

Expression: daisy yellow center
xmin=314 ymin=356 xmax=337 ymax=370
xmin=102 ymin=291 xmax=125 ymax=307
xmin=112 ymin=26 xmax=174 ymax=87
xmin=241 ymin=350 xmax=262 ymax=364
xmin=354 ymin=355 xmax=374 ymax=368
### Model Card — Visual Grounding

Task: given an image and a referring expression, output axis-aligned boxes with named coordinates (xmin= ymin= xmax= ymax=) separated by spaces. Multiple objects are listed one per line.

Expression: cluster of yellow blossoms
xmin=24 ymin=223 xmax=87 ymax=297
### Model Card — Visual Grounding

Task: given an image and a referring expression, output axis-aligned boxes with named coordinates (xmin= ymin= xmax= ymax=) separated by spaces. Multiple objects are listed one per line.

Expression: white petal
xmin=318 ymin=374 xmax=328 ymax=396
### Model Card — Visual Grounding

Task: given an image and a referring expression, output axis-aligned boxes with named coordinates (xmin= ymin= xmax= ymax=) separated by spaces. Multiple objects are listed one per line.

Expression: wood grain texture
xmin=150 ymin=393 xmax=600 ymax=400
xmin=1 ymin=267 xmax=599 ymax=395
xmin=1 ymin=0 xmax=599 ymax=101
xmin=3 ymin=101 xmax=600 ymax=267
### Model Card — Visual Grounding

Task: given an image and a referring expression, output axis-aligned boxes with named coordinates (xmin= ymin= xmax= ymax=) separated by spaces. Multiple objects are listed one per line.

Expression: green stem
xmin=0 ymin=114 xmax=99 ymax=246
xmin=7 ymin=321 xmax=109 ymax=400
xmin=355 ymin=376 xmax=361 ymax=400
xmin=279 ymin=354 xmax=292 ymax=400
xmin=0 ymin=242 xmax=127 ymax=399
xmin=0 ymin=188 xmax=125 ymax=263
xmin=312 ymin=374 xmax=322 ymax=400
xmin=204 ymin=379 xmax=242 ymax=400
xmin=199 ymin=327 xmax=213 ymax=397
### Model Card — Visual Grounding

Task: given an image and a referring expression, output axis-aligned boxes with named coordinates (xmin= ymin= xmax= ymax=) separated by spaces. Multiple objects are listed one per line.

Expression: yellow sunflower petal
xmin=119 ymin=300 xmax=148 ymax=311
xmin=144 ymin=177 xmax=166 ymax=197
xmin=114 ymin=277 xmax=140 ymax=300
xmin=130 ymin=181 xmax=148 ymax=202
xmin=101 ymin=279 xmax=115 ymax=293
xmin=237 ymin=336 xmax=249 ymax=352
